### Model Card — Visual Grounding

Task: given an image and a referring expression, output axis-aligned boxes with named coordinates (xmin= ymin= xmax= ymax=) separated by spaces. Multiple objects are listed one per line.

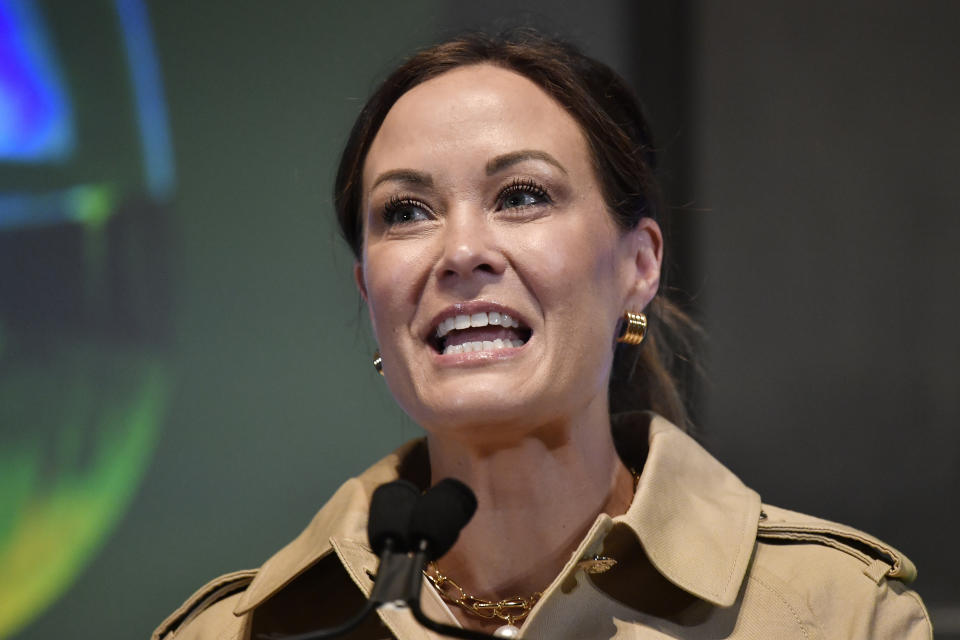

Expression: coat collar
xmin=234 ymin=415 xmax=760 ymax=615
xmin=620 ymin=414 xmax=760 ymax=606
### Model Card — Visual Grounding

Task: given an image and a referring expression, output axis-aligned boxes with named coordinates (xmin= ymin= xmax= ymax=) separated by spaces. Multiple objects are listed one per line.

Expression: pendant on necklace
xmin=493 ymin=624 xmax=521 ymax=638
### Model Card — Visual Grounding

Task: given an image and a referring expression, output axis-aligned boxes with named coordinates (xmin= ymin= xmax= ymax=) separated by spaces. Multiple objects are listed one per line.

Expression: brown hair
xmin=334 ymin=29 xmax=700 ymax=431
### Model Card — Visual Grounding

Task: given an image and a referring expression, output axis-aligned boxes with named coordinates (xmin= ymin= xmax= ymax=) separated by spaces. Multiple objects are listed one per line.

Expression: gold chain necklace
xmin=423 ymin=562 xmax=541 ymax=638
xmin=423 ymin=468 xmax=639 ymax=637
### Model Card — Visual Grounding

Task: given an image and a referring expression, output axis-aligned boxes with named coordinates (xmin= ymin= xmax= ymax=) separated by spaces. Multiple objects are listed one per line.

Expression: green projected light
xmin=0 ymin=344 xmax=168 ymax=639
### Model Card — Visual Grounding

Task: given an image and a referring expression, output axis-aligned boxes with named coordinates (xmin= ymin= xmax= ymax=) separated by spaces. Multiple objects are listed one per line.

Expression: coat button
xmin=577 ymin=555 xmax=618 ymax=574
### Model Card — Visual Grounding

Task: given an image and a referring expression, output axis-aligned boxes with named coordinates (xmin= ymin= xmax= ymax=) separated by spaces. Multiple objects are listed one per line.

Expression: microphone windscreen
xmin=367 ymin=480 xmax=420 ymax=555
xmin=409 ymin=478 xmax=477 ymax=560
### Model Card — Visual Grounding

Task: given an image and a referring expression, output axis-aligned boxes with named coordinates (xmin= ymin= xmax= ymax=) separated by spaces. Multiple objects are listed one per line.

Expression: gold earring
xmin=616 ymin=312 xmax=647 ymax=345
xmin=373 ymin=350 xmax=384 ymax=376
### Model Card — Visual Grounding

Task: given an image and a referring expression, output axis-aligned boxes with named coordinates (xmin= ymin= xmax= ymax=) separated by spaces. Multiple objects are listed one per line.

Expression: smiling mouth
xmin=429 ymin=311 xmax=532 ymax=355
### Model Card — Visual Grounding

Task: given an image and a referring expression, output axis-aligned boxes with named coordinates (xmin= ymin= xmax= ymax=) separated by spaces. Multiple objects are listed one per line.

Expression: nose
xmin=435 ymin=208 xmax=506 ymax=284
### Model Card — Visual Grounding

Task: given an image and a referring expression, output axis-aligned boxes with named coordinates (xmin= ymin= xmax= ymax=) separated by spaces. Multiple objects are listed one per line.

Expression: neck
xmin=424 ymin=399 xmax=634 ymax=627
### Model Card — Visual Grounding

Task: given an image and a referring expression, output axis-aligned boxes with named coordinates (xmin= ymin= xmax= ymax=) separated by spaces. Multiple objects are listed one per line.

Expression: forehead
xmin=363 ymin=64 xmax=592 ymax=186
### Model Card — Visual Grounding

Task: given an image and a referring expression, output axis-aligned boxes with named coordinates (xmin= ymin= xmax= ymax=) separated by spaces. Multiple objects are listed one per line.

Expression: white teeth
xmin=438 ymin=317 xmax=455 ymax=337
xmin=436 ymin=310 xmax=521 ymax=337
xmin=442 ymin=338 xmax=526 ymax=355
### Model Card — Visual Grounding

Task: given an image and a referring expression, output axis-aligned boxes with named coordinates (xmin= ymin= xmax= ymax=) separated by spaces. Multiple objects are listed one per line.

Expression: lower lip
xmin=432 ymin=342 xmax=527 ymax=366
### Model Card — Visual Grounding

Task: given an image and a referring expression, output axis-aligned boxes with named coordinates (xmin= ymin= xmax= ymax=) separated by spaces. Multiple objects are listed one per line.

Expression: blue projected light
xmin=0 ymin=0 xmax=74 ymax=162
xmin=115 ymin=0 xmax=176 ymax=199
xmin=0 ymin=0 xmax=175 ymax=230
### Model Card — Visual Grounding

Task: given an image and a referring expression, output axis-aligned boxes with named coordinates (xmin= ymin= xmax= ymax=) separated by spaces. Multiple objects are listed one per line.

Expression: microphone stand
xmin=405 ymin=539 xmax=501 ymax=640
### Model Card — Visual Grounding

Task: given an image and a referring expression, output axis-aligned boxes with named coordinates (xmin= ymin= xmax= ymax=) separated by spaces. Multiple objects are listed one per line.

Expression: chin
xmin=409 ymin=390 xmax=546 ymax=440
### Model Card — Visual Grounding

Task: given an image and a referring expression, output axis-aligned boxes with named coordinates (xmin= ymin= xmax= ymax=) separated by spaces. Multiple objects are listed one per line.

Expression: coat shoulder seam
xmin=757 ymin=504 xmax=916 ymax=583
xmin=152 ymin=569 xmax=257 ymax=640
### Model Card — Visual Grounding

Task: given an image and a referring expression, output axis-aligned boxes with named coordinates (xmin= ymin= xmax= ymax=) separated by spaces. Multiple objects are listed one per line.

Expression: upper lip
xmin=424 ymin=301 xmax=531 ymax=342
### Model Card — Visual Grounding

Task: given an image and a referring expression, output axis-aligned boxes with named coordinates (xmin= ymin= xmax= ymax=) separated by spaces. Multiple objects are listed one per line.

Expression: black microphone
xmin=368 ymin=479 xmax=420 ymax=555
xmin=402 ymin=479 xmax=500 ymax=640
xmin=409 ymin=478 xmax=478 ymax=560
xmin=366 ymin=480 xmax=422 ymax=608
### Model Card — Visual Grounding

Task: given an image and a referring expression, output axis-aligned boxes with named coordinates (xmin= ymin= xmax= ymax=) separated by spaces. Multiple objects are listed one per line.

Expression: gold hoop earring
xmin=616 ymin=312 xmax=647 ymax=345
xmin=373 ymin=350 xmax=384 ymax=376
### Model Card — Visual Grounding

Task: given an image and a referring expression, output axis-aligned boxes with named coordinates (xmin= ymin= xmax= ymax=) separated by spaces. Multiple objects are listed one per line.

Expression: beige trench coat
xmin=154 ymin=415 xmax=932 ymax=639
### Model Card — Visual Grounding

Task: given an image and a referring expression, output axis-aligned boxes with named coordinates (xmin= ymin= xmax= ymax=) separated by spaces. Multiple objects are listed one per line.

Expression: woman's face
xmin=357 ymin=64 xmax=661 ymax=440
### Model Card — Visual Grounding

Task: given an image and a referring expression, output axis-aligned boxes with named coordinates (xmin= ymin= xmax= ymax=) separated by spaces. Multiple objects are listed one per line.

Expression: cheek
xmin=516 ymin=222 xmax=623 ymax=402
xmin=514 ymin=218 xmax=622 ymax=312
xmin=363 ymin=245 xmax=427 ymax=338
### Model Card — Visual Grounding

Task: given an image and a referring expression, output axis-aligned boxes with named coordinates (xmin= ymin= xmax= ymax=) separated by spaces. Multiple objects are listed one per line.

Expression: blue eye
xmin=383 ymin=196 xmax=431 ymax=225
xmin=503 ymin=191 xmax=540 ymax=208
xmin=498 ymin=178 xmax=550 ymax=210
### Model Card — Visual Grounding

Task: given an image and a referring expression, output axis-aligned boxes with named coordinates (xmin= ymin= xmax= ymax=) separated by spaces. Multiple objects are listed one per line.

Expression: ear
xmin=353 ymin=261 xmax=369 ymax=303
xmin=354 ymin=261 xmax=381 ymax=345
xmin=623 ymin=217 xmax=663 ymax=312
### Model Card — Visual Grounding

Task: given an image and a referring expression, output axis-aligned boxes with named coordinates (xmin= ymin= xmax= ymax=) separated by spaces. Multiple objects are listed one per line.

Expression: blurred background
xmin=0 ymin=1 xmax=956 ymax=638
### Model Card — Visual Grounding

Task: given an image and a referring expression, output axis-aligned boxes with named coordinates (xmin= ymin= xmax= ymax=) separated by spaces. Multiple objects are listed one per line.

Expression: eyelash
xmin=381 ymin=195 xmax=432 ymax=225
xmin=379 ymin=178 xmax=552 ymax=226
xmin=497 ymin=177 xmax=551 ymax=210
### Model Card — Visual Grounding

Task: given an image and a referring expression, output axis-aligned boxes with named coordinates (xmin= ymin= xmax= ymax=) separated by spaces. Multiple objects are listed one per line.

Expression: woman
xmin=155 ymin=30 xmax=931 ymax=640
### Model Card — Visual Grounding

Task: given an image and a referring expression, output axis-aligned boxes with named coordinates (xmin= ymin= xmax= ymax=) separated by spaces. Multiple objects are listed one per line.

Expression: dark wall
xmin=696 ymin=1 xmax=960 ymax=633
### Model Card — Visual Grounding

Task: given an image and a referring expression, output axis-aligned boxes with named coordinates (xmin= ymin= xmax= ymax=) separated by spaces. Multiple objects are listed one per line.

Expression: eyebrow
xmin=369 ymin=150 xmax=566 ymax=191
xmin=369 ymin=169 xmax=434 ymax=191
xmin=486 ymin=150 xmax=568 ymax=176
